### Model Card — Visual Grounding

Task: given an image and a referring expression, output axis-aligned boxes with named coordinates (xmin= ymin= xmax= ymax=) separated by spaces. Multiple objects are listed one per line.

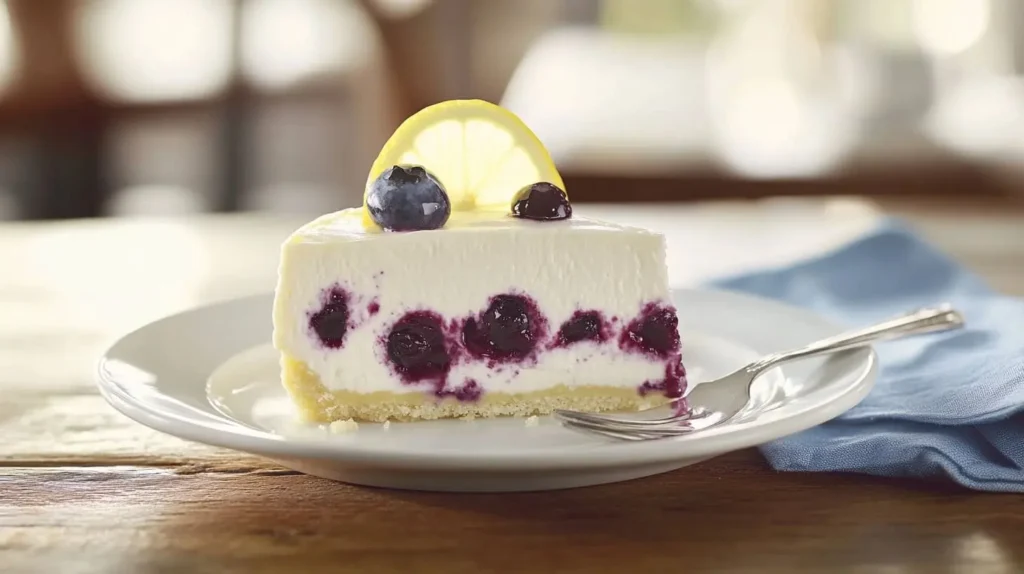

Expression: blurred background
xmin=0 ymin=0 xmax=1023 ymax=221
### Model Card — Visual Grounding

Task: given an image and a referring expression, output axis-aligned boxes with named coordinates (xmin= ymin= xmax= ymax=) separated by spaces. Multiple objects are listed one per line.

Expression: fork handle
xmin=747 ymin=305 xmax=965 ymax=373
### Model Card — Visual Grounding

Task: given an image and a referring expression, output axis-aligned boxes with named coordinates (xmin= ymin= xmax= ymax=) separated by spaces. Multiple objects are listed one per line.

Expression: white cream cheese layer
xmin=272 ymin=208 xmax=675 ymax=395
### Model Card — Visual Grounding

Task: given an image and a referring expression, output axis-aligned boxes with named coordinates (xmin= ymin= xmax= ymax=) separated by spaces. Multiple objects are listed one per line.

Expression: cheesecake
xmin=271 ymin=99 xmax=686 ymax=422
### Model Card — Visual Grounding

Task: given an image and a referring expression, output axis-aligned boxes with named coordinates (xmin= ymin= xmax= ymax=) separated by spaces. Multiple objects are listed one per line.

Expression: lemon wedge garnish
xmin=363 ymin=99 xmax=565 ymax=226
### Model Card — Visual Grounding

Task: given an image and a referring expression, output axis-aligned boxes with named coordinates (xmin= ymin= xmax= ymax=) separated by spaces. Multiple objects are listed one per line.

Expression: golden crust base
xmin=280 ymin=355 xmax=668 ymax=423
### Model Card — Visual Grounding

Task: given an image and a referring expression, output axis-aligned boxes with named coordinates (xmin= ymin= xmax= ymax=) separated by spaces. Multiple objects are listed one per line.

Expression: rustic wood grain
xmin=0 ymin=393 xmax=275 ymax=472
xmin=3 ymin=199 xmax=1024 ymax=573
xmin=3 ymin=453 xmax=1023 ymax=574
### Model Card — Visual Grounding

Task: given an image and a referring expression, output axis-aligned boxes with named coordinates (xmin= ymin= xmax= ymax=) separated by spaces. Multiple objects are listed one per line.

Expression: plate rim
xmin=95 ymin=288 xmax=878 ymax=471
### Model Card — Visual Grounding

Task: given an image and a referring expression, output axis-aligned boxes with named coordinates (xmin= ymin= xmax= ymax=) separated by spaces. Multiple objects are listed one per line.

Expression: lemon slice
xmin=363 ymin=99 xmax=565 ymax=225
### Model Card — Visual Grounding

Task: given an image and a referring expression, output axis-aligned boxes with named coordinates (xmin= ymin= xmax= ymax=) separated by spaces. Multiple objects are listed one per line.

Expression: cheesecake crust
xmin=281 ymin=355 xmax=670 ymax=423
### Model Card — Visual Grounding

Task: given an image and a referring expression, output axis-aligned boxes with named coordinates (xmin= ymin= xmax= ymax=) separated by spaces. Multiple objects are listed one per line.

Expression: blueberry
xmin=463 ymin=294 xmax=545 ymax=361
xmin=554 ymin=310 xmax=606 ymax=347
xmin=436 ymin=379 xmax=483 ymax=402
xmin=367 ymin=165 xmax=451 ymax=231
xmin=620 ymin=303 xmax=680 ymax=357
xmin=510 ymin=182 xmax=571 ymax=221
xmin=386 ymin=311 xmax=451 ymax=381
xmin=310 ymin=288 xmax=349 ymax=348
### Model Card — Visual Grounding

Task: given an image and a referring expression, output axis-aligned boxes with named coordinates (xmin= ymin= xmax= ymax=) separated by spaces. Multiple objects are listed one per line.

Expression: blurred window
xmin=240 ymin=0 xmax=375 ymax=92
xmin=911 ymin=0 xmax=990 ymax=57
xmin=72 ymin=0 xmax=233 ymax=102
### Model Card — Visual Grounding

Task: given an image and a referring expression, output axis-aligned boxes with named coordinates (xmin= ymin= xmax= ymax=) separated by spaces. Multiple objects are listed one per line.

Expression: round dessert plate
xmin=96 ymin=289 xmax=876 ymax=492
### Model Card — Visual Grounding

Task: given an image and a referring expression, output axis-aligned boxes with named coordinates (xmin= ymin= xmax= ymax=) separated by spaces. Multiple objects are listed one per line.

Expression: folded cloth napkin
xmin=712 ymin=221 xmax=1024 ymax=492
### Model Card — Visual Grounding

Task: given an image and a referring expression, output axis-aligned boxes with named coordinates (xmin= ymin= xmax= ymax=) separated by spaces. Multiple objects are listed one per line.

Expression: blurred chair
xmin=0 ymin=0 xmax=105 ymax=220
xmin=0 ymin=0 xmax=412 ymax=220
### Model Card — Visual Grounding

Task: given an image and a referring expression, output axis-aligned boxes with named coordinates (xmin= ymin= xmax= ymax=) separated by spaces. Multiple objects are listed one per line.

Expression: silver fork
xmin=554 ymin=305 xmax=965 ymax=441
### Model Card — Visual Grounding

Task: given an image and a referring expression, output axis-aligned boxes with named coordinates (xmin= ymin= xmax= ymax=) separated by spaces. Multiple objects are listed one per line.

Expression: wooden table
xmin=3 ymin=198 xmax=1024 ymax=573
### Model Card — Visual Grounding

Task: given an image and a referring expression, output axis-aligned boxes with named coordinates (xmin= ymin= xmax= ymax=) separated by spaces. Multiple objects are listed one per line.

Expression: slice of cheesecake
xmin=272 ymin=208 xmax=686 ymax=423
xmin=272 ymin=99 xmax=686 ymax=423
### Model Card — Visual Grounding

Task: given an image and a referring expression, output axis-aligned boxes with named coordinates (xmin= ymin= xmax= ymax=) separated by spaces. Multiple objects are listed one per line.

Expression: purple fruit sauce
xmin=308 ymin=287 xmax=350 ymax=348
xmin=620 ymin=302 xmax=681 ymax=358
xmin=385 ymin=311 xmax=452 ymax=383
xmin=637 ymin=355 xmax=686 ymax=399
xmin=436 ymin=379 xmax=483 ymax=402
xmin=552 ymin=310 xmax=609 ymax=348
xmin=316 ymin=284 xmax=685 ymax=402
xmin=462 ymin=293 xmax=547 ymax=363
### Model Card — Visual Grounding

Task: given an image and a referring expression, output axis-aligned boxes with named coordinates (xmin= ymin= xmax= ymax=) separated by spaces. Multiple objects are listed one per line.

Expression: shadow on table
xmin=373 ymin=453 xmax=1022 ymax=572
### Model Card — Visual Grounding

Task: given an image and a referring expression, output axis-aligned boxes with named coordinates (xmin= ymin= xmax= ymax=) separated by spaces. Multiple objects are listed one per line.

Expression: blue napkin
xmin=713 ymin=221 xmax=1024 ymax=492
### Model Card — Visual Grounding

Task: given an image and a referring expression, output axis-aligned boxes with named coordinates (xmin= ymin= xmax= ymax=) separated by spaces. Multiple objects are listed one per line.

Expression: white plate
xmin=96 ymin=289 xmax=877 ymax=492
